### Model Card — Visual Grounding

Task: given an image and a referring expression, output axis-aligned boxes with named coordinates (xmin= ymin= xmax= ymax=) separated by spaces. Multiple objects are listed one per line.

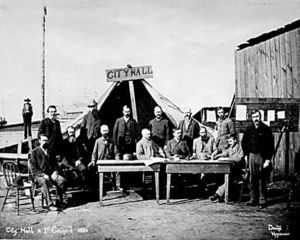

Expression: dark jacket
xmin=242 ymin=122 xmax=274 ymax=161
xmin=61 ymin=138 xmax=86 ymax=166
xmin=149 ymin=118 xmax=171 ymax=148
xmin=29 ymin=147 xmax=58 ymax=178
xmin=166 ymin=138 xmax=191 ymax=160
xmin=22 ymin=103 xmax=33 ymax=118
xmin=38 ymin=118 xmax=63 ymax=155
xmin=92 ymin=136 xmax=115 ymax=161
xmin=81 ymin=110 xmax=101 ymax=140
xmin=179 ymin=118 xmax=200 ymax=150
xmin=113 ymin=117 xmax=138 ymax=152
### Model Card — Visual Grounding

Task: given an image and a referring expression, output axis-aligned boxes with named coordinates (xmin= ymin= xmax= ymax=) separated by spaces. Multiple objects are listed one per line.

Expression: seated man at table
xmin=60 ymin=126 xmax=89 ymax=189
xmin=88 ymin=124 xmax=121 ymax=190
xmin=209 ymin=133 xmax=245 ymax=202
xmin=191 ymin=126 xmax=216 ymax=160
xmin=136 ymin=128 xmax=165 ymax=160
xmin=29 ymin=134 xmax=67 ymax=210
xmin=166 ymin=128 xmax=191 ymax=160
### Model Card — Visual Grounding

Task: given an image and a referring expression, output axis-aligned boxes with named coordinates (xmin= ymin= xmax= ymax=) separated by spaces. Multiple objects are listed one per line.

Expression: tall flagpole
xmin=42 ymin=6 xmax=47 ymax=119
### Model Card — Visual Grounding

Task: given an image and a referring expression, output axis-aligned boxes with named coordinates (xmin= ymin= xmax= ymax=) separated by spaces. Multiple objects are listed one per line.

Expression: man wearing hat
xmin=178 ymin=107 xmax=200 ymax=153
xmin=22 ymin=98 xmax=33 ymax=139
xmin=80 ymin=99 xmax=102 ymax=156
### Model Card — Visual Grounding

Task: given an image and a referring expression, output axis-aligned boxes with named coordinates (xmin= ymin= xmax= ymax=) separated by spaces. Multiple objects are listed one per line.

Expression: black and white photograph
xmin=0 ymin=0 xmax=300 ymax=239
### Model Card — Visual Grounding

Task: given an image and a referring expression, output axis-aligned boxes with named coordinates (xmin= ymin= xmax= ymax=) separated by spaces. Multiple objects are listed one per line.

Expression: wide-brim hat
xmin=24 ymin=98 xmax=31 ymax=102
xmin=87 ymin=99 xmax=97 ymax=107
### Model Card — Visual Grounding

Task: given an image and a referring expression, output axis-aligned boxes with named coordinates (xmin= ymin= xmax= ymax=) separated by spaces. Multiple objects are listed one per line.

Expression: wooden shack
xmin=234 ymin=19 xmax=300 ymax=177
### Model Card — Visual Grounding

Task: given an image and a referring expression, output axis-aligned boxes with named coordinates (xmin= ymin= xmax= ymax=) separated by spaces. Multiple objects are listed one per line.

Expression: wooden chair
xmin=1 ymin=162 xmax=35 ymax=215
xmin=27 ymin=156 xmax=58 ymax=208
xmin=237 ymin=168 xmax=249 ymax=203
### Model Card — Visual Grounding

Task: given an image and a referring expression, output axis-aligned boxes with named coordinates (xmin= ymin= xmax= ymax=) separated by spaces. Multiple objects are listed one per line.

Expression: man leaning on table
xmin=88 ymin=125 xmax=122 ymax=190
xmin=191 ymin=126 xmax=216 ymax=160
xmin=166 ymin=128 xmax=191 ymax=160
xmin=209 ymin=133 xmax=245 ymax=203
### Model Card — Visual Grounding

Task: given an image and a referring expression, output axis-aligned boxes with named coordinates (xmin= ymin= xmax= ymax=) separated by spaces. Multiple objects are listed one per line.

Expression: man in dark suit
xmin=60 ymin=126 xmax=88 ymax=189
xmin=113 ymin=105 xmax=138 ymax=160
xmin=149 ymin=106 xmax=171 ymax=150
xmin=38 ymin=105 xmax=63 ymax=157
xmin=178 ymin=107 xmax=200 ymax=153
xmin=22 ymin=98 xmax=33 ymax=139
xmin=166 ymin=128 xmax=191 ymax=160
xmin=29 ymin=134 xmax=66 ymax=211
xmin=242 ymin=109 xmax=274 ymax=208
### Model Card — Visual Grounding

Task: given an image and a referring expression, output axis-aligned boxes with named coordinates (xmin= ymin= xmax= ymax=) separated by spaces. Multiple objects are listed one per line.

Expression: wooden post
xmin=285 ymin=130 xmax=290 ymax=176
xmin=224 ymin=173 xmax=229 ymax=203
xmin=129 ymin=81 xmax=138 ymax=122
xmin=41 ymin=6 xmax=47 ymax=119
xmin=166 ymin=173 xmax=171 ymax=204
xmin=99 ymin=172 xmax=103 ymax=207
xmin=155 ymin=172 xmax=159 ymax=204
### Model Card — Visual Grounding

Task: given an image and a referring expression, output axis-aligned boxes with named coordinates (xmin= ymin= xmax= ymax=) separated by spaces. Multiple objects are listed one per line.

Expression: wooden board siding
xmin=235 ymin=26 xmax=300 ymax=99
xmin=235 ymin=25 xmax=300 ymax=176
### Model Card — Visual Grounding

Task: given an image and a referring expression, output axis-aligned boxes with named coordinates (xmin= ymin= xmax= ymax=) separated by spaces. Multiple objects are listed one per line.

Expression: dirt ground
xmin=0 ymin=177 xmax=299 ymax=240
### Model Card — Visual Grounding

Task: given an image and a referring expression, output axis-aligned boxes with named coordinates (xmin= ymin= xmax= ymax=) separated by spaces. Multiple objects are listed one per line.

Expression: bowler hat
xmin=24 ymin=98 xmax=31 ymax=102
xmin=88 ymin=99 xmax=97 ymax=107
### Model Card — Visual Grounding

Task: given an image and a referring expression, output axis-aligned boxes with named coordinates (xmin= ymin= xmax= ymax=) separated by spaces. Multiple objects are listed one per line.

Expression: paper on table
xmin=236 ymin=105 xmax=247 ymax=121
xmin=141 ymin=158 xmax=165 ymax=166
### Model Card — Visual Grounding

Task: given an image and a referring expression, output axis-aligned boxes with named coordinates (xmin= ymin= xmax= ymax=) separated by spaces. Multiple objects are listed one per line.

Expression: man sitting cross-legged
xmin=209 ymin=133 xmax=245 ymax=203
xmin=29 ymin=134 xmax=67 ymax=211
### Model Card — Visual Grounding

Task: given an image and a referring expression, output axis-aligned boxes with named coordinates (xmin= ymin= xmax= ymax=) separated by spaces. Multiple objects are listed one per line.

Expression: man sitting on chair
xmin=209 ymin=133 xmax=245 ymax=203
xmin=191 ymin=126 xmax=216 ymax=160
xmin=29 ymin=134 xmax=67 ymax=210
xmin=136 ymin=128 xmax=165 ymax=160
xmin=166 ymin=128 xmax=191 ymax=160
xmin=60 ymin=126 xmax=89 ymax=189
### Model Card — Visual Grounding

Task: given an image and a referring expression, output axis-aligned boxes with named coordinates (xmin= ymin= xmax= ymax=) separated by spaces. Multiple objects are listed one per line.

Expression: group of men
xmin=28 ymin=100 xmax=274 ymax=211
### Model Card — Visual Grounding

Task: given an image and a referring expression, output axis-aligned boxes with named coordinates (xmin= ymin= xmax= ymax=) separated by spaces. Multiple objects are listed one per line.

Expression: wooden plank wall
xmin=235 ymin=26 xmax=300 ymax=176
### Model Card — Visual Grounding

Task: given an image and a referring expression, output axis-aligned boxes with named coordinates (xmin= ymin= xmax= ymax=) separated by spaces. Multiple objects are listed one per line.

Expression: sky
xmin=0 ymin=0 xmax=299 ymax=124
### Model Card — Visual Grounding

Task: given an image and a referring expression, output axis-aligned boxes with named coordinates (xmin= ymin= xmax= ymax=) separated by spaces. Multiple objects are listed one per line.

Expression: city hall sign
xmin=106 ymin=65 xmax=153 ymax=82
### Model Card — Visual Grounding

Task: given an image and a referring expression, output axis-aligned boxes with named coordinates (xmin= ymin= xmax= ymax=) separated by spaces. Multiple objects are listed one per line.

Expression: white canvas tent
xmin=64 ymin=79 xmax=216 ymax=139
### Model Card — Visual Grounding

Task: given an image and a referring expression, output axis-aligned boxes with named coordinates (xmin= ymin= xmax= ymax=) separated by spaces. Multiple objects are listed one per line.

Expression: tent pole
xmin=129 ymin=81 xmax=138 ymax=122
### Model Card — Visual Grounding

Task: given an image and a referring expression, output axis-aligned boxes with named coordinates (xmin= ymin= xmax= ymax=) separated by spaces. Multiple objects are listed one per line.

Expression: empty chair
xmin=1 ymin=161 xmax=35 ymax=215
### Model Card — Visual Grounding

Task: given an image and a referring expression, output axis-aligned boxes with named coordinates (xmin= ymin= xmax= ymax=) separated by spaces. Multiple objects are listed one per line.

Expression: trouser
xmin=249 ymin=153 xmax=269 ymax=204
xmin=35 ymin=175 xmax=66 ymax=206
xmin=115 ymin=146 xmax=135 ymax=188
xmin=23 ymin=119 xmax=32 ymax=138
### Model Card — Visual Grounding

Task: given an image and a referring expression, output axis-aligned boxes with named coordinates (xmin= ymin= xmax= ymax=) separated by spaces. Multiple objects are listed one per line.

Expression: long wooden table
xmin=165 ymin=159 xmax=233 ymax=204
xmin=97 ymin=160 xmax=162 ymax=207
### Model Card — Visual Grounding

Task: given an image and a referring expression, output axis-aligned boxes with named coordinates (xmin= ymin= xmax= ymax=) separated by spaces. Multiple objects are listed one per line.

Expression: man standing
xmin=192 ymin=127 xmax=216 ymax=160
xmin=179 ymin=108 xmax=200 ymax=153
xmin=166 ymin=128 xmax=191 ymax=160
xmin=38 ymin=105 xmax=63 ymax=156
xmin=61 ymin=126 xmax=88 ymax=189
xmin=29 ymin=134 xmax=66 ymax=210
xmin=89 ymin=125 xmax=115 ymax=166
xmin=215 ymin=107 xmax=236 ymax=152
xmin=81 ymin=99 xmax=102 ymax=155
xmin=149 ymin=106 xmax=171 ymax=150
xmin=89 ymin=124 xmax=120 ymax=190
xmin=209 ymin=134 xmax=244 ymax=203
xmin=22 ymin=98 xmax=33 ymax=139
xmin=113 ymin=105 xmax=138 ymax=160
xmin=136 ymin=128 xmax=165 ymax=160
xmin=242 ymin=110 xmax=274 ymax=208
